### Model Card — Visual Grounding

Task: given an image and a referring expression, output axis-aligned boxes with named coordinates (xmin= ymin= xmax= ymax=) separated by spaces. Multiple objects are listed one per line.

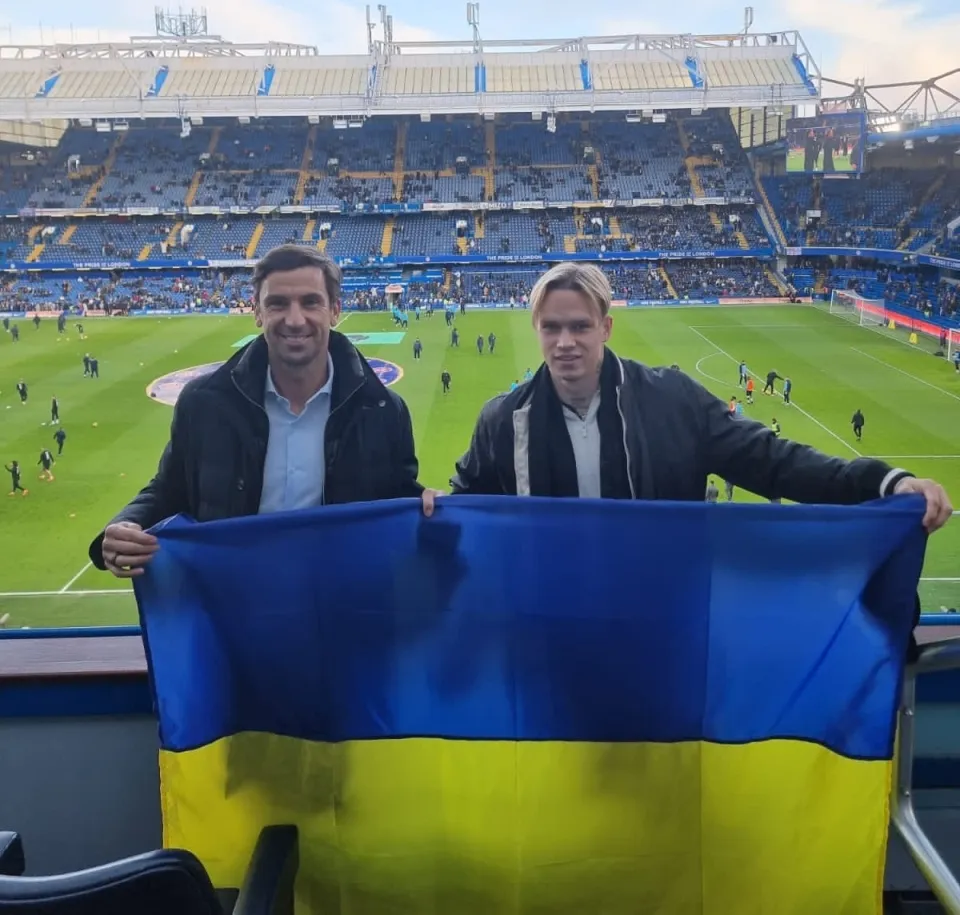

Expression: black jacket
xmin=451 ymin=354 xmax=909 ymax=504
xmin=90 ymin=331 xmax=421 ymax=568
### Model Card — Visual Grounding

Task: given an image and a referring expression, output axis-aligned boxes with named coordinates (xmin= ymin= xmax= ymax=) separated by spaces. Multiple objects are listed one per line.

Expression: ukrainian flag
xmin=136 ymin=496 xmax=926 ymax=915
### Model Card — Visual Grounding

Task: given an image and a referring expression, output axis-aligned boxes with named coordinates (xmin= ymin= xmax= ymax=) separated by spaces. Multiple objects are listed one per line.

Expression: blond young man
xmin=451 ymin=262 xmax=951 ymax=532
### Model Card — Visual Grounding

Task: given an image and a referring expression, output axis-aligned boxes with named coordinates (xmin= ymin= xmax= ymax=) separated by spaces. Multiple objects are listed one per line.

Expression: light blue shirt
xmin=258 ymin=355 xmax=334 ymax=514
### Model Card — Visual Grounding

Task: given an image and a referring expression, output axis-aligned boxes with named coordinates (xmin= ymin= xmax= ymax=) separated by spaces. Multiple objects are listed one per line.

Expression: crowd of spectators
xmin=0 ymin=113 xmax=783 ymax=217
xmin=1 ymin=261 xmax=794 ymax=314
xmin=6 ymin=115 xmax=960 ymax=321
xmin=763 ymin=167 xmax=960 ymax=253
xmin=830 ymin=267 xmax=960 ymax=322
xmin=668 ymin=259 xmax=780 ymax=299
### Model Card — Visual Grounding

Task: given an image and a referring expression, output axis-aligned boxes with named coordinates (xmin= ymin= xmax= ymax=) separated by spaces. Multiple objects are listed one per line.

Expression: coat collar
xmin=229 ymin=330 xmax=371 ymax=410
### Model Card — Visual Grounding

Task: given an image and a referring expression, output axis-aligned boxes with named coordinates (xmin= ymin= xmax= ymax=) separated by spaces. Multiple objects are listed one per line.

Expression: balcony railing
xmin=892 ymin=636 xmax=960 ymax=914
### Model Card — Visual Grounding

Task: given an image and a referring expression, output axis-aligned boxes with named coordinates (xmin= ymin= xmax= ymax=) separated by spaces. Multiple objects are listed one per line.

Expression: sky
xmin=2 ymin=0 xmax=959 ymax=108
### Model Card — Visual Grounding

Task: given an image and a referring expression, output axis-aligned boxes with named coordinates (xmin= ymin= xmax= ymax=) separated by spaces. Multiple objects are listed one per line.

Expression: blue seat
xmin=0 ymin=826 xmax=297 ymax=915
xmin=0 ymin=833 xmax=25 ymax=876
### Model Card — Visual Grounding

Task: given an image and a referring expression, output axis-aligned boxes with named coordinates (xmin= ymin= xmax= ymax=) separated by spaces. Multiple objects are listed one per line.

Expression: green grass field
xmin=786 ymin=149 xmax=856 ymax=173
xmin=1 ymin=303 xmax=958 ymax=629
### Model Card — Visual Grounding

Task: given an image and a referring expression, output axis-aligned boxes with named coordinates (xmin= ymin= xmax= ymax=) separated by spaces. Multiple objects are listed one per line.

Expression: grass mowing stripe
xmin=850 ymin=346 xmax=960 ymax=405
xmin=686 ymin=324 xmax=862 ymax=458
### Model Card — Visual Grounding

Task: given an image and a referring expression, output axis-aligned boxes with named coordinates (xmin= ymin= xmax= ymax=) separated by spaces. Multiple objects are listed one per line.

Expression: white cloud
xmin=4 ymin=0 xmax=957 ymax=114
xmin=781 ymin=0 xmax=960 ymax=111
xmin=783 ymin=0 xmax=948 ymax=81
xmin=0 ymin=24 xmax=134 ymax=46
xmin=1 ymin=0 xmax=442 ymax=55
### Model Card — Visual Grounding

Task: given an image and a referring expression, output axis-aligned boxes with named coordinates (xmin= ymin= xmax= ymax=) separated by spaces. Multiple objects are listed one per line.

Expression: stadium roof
xmin=0 ymin=29 xmax=819 ymax=122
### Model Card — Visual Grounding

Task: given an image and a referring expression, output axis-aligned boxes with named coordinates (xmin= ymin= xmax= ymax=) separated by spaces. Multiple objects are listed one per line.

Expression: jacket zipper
xmin=318 ymin=378 xmax=364 ymax=505
xmin=231 ymin=371 xmax=268 ymax=507
xmin=614 ymin=357 xmax=637 ymax=500
xmin=231 ymin=371 xmax=267 ymax=415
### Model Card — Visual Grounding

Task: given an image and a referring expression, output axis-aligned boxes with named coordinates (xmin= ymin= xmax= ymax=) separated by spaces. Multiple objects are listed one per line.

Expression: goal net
xmin=829 ymin=289 xmax=886 ymax=327
xmin=948 ymin=328 xmax=960 ymax=364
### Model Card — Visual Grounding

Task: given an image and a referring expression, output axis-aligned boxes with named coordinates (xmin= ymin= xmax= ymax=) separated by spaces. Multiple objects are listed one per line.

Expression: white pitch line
xmin=689 ymin=323 xmax=816 ymax=329
xmin=619 ymin=301 xmax=789 ymax=312
xmin=872 ymin=455 xmax=960 ymax=460
xmin=850 ymin=347 xmax=960 ymax=405
xmin=694 ymin=353 xmax=743 ymax=393
xmin=0 ymin=589 xmax=133 ymax=598
xmin=688 ymin=325 xmax=863 ymax=458
xmin=58 ymin=561 xmax=92 ymax=593
xmin=812 ymin=304 xmax=931 ymax=354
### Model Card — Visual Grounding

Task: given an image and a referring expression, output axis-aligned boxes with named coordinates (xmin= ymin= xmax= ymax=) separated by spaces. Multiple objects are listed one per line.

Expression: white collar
xmin=265 ymin=353 xmax=334 ymax=405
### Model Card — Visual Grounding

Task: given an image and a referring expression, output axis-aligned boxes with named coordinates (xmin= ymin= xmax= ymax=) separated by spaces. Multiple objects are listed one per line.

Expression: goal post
xmin=949 ymin=328 xmax=960 ymax=365
xmin=829 ymin=289 xmax=886 ymax=327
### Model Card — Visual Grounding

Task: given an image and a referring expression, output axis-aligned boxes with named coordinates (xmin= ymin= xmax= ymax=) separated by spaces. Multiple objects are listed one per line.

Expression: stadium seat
xmin=0 ymin=833 xmax=24 ymax=877
xmin=0 ymin=826 xmax=297 ymax=915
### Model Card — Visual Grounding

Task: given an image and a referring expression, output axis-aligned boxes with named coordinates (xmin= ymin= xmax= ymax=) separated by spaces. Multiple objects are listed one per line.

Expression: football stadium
xmin=2 ymin=8 xmax=960 ymax=914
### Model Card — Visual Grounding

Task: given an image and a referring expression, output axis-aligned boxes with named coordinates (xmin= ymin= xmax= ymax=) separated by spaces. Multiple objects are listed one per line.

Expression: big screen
xmin=785 ymin=111 xmax=866 ymax=175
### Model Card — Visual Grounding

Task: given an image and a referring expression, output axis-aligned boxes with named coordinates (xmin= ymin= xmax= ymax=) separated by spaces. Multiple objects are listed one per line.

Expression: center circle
xmin=146 ymin=357 xmax=403 ymax=406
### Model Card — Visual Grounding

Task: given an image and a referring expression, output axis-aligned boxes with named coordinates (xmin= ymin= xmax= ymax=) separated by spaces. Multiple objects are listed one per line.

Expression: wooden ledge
xmin=0 ymin=626 xmax=956 ymax=682
xmin=0 ymin=635 xmax=147 ymax=680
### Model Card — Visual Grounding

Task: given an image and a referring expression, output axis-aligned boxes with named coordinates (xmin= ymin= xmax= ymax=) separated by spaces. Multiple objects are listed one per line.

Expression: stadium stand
xmin=762 ymin=168 xmax=960 ymax=253
xmin=1 ymin=37 xmax=959 ymax=323
xmin=825 ymin=267 xmax=960 ymax=323
xmin=1 ymin=206 xmax=777 ymax=265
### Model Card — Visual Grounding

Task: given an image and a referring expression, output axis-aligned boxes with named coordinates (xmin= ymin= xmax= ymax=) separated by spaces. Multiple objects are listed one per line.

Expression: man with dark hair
xmin=6 ymin=461 xmax=27 ymax=497
xmin=451 ymin=262 xmax=952 ymax=535
xmin=852 ymin=409 xmax=865 ymax=442
xmin=92 ymin=244 xmax=434 ymax=579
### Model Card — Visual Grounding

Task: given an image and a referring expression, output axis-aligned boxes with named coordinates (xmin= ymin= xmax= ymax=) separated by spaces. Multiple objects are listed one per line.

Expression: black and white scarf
xmin=523 ymin=350 xmax=633 ymax=499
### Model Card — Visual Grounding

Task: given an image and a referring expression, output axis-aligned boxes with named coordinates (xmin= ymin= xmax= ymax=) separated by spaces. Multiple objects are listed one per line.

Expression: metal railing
xmin=891 ymin=637 xmax=960 ymax=914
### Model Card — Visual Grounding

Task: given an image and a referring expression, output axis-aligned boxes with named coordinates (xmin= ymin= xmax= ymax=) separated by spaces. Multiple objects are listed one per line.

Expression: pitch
xmin=1 ymin=304 xmax=958 ymax=628
xmin=785 ymin=149 xmax=857 ymax=173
